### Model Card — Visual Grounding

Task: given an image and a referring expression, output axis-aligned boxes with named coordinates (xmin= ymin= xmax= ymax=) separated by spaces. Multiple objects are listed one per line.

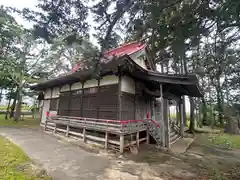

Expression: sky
xmin=0 ymin=0 xmax=36 ymax=28
xmin=0 ymin=0 xmax=98 ymax=44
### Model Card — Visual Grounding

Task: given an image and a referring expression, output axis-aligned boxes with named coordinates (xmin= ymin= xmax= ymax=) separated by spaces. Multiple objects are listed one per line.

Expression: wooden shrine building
xmin=32 ymin=42 xmax=202 ymax=153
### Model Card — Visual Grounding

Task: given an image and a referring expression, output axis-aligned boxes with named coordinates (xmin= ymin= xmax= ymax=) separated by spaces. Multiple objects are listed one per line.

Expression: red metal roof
xmin=103 ymin=42 xmax=146 ymax=57
xmin=72 ymin=42 xmax=146 ymax=72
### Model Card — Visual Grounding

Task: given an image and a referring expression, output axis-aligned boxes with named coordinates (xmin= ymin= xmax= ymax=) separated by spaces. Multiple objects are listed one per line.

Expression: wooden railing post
xmin=66 ymin=125 xmax=69 ymax=137
xmin=105 ymin=132 xmax=108 ymax=150
xmin=83 ymin=128 xmax=86 ymax=143
xmin=53 ymin=123 xmax=57 ymax=134
xmin=146 ymin=130 xmax=150 ymax=144
xmin=44 ymin=119 xmax=47 ymax=131
xmin=120 ymin=135 xmax=124 ymax=153
xmin=136 ymin=131 xmax=140 ymax=148
xmin=179 ymin=98 xmax=184 ymax=137
xmin=66 ymin=118 xmax=70 ymax=137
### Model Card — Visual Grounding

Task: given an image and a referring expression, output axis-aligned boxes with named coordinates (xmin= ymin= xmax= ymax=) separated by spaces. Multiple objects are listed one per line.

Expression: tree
xmin=21 ymin=0 xmax=89 ymax=44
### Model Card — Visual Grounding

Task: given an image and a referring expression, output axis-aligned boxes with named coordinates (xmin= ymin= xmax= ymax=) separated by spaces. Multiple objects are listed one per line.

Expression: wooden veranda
xmin=44 ymin=115 xmax=153 ymax=153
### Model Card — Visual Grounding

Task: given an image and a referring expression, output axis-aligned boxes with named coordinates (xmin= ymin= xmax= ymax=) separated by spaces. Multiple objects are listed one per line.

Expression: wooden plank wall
xmin=58 ymin=84 xmax=118 ymax=120
xmin=121 ymin=92 xmax=135 ymax=120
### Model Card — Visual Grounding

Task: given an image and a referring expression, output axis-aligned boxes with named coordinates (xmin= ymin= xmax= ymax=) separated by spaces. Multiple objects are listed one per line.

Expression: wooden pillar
xmin=136 ymin=132 xmax=140 ymax=148
xmin=134 ymin=80 xmax=137 ymax=120
xmin=53 ymin=124 xmax=57 ymax=133
xmin=176 ymin=103 xmax=180 ymax=126
xmin=80 ymin=82 xmax=84 ymax=116
xmin=146 ymin=130 xmax=150 ymax=144
xmin=151 ymin=98 xmax=155 ymax=120
xmin=118 ymin=74 xmax=122 ymax=120
xmin=164 ymin=99 xmax=170 ymax=148
xmin=160 ymin=84 xmax=165 ymax=147
xmin=66 ymin=124 xmax=69 ymax=137
xmin=67 ymin=84 xmax=72 ymax=116
xmin=97 ymin=79 xmax=100 ymax=119
xmin=182 ymin=96 xmax=187 ymax=125
xmin=105 ymin=132 xmax=108 ymax=150
xmin=83 ymin=128 xmax=86 ymax=143
xmin=179 ymin=98 xmax=184 ymax=137
xmin=120 ymin=135 xmax=124 ymax=153
xmin=44 ymin=120 xmax=47 ymax=131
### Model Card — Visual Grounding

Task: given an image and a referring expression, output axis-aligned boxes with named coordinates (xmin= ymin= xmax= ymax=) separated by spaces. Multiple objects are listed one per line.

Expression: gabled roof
xmin=103 ymin=42 xmax=146 ymax=57
xmin=31 ymin=54 xmax=203 ymax=97
xmin=72 ymin=42 xmax=147 ymax=73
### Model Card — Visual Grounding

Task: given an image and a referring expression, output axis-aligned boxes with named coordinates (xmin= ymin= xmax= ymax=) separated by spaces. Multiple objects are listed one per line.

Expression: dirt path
xmin=0 ymin=128 xmax=110 ymax=180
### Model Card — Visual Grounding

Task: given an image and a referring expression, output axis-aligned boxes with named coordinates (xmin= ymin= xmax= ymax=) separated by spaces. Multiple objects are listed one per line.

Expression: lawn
xmin=207 ymin=132 xmax=240 ymax=149
xmin=0 ymin=135 xmax=51 ymax=180
xmin=0 ymin=115 xmax=40 ymax=127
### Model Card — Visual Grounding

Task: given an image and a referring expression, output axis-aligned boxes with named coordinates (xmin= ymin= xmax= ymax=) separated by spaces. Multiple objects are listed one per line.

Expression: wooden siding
xmin=98 ymin=85 xmax=118 ymax=119
xmin=121 ymin=92 xmax=135 ymax=120
xmin=49 ymin=98 xmax=59 ymax=111
xmin=58 ymin=84 xmax=118 ymax=120
xmin=58 ymin=91 xmax=71 ymax=116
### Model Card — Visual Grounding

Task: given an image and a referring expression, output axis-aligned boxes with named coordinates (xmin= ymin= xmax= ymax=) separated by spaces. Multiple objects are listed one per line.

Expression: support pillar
xmin=160 ymin=84 xmax=165 ymax=147
xmin=105 ymin=132 xmax=108 ymax=150
xmin=164 ymin=99 xmax=170 ymax=148
xmin=146 ymin=130 xmax=150 ymax=144
xmin=44 ymin=121 xmax=47 ymax=131
xmin=53 ymin=124 xmax=56 ymax=134
xmin=83 ymin=128 xmax=86 ymax=143
xmin=136 ymin=132 xmax=140 ymax=148
xmin=179 ymin=98 xmax=184 ymax=137
xmin=120 ymin=135 xmax=124 ymax=153
xmin=66 ymin=125 xmax=69 ymax=137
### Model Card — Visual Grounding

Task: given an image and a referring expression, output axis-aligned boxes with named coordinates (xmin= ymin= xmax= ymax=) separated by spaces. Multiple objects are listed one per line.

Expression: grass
xmin=207 ymin=133 xmax=240 ymax=149
xmin=0 ymin=115 xmax=40 ymax=127
xmin=0 ymin=105 xmax=31 ymax=111
xmin=0 ymin=135 xmax=51 ymax=180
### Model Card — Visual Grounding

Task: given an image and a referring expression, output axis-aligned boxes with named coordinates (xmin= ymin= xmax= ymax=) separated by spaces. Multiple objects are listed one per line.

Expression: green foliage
xmin=20 ymin=0 xmax=89 ymax=44
xmin=0 ymin=135 xmax=51 ymax=179
xmin=0 ymin=115 xmax=40 ymax=127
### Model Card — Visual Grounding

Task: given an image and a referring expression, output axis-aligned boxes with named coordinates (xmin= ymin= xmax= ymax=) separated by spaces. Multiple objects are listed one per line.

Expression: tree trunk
xmin=216 ymin=78 xmax=224 ymax=126
xmin=5 ymin=87 xmax=14 ymax=120
xmin=189 ymin=97 xmax=195 ymax=133
xmin=0 ymin=88 xmax=3 ymax=103
xmin=14 ymin=85 xmax=22 ymax=121
xmin=201 ymin=97 xmax=207 ymax=125
xmin=10 ymin=88 xmax=18 ymax=118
